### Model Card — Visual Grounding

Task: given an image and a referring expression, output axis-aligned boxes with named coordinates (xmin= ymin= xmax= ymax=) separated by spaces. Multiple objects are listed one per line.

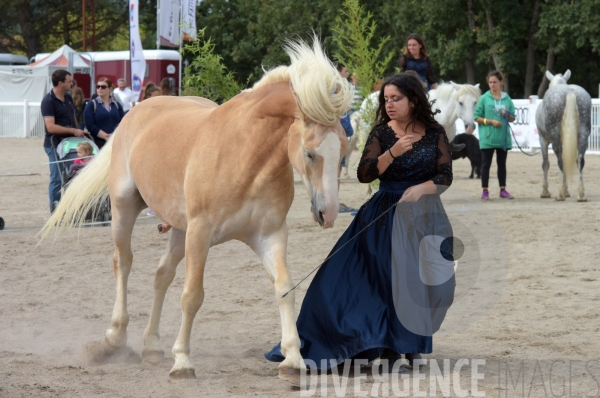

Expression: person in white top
xmin=113 ymin=78 xmax=135 ymax=112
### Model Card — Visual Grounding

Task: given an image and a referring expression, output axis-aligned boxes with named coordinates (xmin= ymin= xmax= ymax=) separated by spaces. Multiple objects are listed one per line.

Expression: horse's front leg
xmin=248 ymin=224 xmax=304 ymax=381
xmin=142 ymin=228 xmax=186 ymax=363
xmin=169 ymin=222 xmax=211 ymax=380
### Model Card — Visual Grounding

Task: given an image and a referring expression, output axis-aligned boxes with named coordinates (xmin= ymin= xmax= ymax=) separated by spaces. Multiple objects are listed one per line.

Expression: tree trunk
xmin=16 ymin=2 xmax=41 ymax=58
xmin=465 ymin=0 xmax=476 ymax=84
xmin=523 ymin=0 xmax=541 ymax=97
xmin=537 ymin=48 xmax=555 ymax=98
xmin=485 ymin=8 xmax=509 ymax=93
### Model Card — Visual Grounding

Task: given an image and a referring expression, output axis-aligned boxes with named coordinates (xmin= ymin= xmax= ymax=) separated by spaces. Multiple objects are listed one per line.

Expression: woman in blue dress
xmin=266 ymin=72 xmax=455 ymax=375
xmin=398 ymin=33 xmax=438 ymax=91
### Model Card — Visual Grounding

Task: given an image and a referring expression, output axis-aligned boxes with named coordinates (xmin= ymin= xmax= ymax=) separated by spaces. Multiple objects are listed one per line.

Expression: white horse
xmin=536 ymin=70 xmax=591 ymax=201
xmin=429 ymin=82 xmax=481 ymax=143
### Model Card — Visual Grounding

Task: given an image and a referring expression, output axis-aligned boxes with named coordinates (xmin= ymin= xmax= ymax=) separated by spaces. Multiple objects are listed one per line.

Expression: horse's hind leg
xmin=556 ymin=149 xmax=568 ymax=201
xmin=577 ymin=152 xmax=587 ymax=202
xmin=539 ymin=136 xmax=551 ymax=198
xmin=169 ymin=221 xmax=211 ymax=380
xmin=104 ymin=187 xmax=145 ymax=351
xmin=248 ymin=225 xmax=303 ymax=382
xmin=142 ymin=228 xmax=186 ymax=363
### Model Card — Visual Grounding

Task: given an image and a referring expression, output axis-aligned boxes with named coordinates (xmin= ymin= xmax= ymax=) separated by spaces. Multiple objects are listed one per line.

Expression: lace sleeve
xmin=357 ymin=128 xmax=383 ymax=183
xmin=432 ymin=128 xmax=453 ymax=192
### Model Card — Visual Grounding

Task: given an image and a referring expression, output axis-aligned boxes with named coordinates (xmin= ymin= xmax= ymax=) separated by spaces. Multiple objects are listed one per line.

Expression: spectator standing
xmin=84 ymin=77 xmax=124 ymax=149
xmin=160 ymin=78 xmax=175 ymax=96
xmin=72 ymin=86 xmax=86 ymax=129
xmin=398 ymin=33 xmax=438 ymax=91
xmin=474 ymin=70 xmax=515 ymax=200
xmin=41 ymin=69 xmax=87 ymax=212
xmin=113 ymin=78 xmax=135 ymax=113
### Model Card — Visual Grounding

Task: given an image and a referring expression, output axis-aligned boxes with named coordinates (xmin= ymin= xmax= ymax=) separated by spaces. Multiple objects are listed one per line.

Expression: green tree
xmin=0 ymin=0 xmax=154 ymax=57
xmin=181 ymin=28 xmax=242 ymax=102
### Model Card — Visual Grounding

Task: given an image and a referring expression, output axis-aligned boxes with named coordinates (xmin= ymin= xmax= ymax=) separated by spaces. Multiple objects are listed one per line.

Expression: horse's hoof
xmin=169 ymin=367 xmax=196 ymax=380
xmin=565 ymin=192 xmax=571 ymax=198
xmin=577 ymin=197 xmax=588 ymax=202
xmin=555 ymin=197 xmax=566 ymax=202
xmin=278 ymin=367 xmax=303 ymax=387
xmin=540 ymin=193 xmax=551 ymax=198
xmin=142 ymin=349 xmax=164 ymax=364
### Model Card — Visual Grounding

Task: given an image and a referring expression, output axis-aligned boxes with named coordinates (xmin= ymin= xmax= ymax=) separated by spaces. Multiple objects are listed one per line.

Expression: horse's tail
xmin=39 ymin=133 xmax=114 ymax=241
xmin=560 ymin=92 xmax=579 ymax=181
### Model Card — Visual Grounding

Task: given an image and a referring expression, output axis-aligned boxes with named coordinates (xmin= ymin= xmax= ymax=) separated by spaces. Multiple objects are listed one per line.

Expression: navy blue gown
xmin=266 ymin=124 xmax=455 ymax=370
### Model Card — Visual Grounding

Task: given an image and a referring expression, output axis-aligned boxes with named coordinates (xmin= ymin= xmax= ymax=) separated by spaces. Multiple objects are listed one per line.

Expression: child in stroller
xmin=51 ymin=136 xmax=111 ymax=224
xmin=69 ymin=141 xmax=94 ymax=177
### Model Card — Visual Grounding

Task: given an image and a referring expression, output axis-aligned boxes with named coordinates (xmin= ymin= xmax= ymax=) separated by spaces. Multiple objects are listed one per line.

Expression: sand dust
xmin=1 ymin=137 xmax=599 ymax=397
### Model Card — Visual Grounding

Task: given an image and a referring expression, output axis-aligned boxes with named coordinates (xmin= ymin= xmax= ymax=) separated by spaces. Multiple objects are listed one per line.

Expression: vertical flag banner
xmin=159 ymin=0 xmax=180 ymax=47
xmin=129 ymin=0 xmax=146 ymax=102
xmin=181 ymin=0 xmax=197 ymax=41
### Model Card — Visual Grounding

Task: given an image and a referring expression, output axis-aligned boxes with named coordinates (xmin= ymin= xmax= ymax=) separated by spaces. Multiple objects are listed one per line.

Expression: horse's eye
xmin=305 ymin=150 xmax=315 ymax=161
xmin=459 ymin=102 xmax=463 ymax=106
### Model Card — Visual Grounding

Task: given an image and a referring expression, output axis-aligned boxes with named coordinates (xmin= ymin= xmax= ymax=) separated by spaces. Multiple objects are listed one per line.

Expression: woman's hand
xmin=399 ymin=185 xmax=423 ymax=202
xmin=98 ymin=130 xmax=111 ymax=140
xmin=391 ymin=134 xmax=414 ymax=156
xmin=399 ymin=182 xmax=437 ymax=203
xmin=491 ymin=120 xmax=502 ymax=128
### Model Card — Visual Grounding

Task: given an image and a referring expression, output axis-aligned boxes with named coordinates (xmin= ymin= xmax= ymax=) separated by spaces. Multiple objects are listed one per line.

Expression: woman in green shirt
xmin=474 ymin=70 xmax=515 ymax=200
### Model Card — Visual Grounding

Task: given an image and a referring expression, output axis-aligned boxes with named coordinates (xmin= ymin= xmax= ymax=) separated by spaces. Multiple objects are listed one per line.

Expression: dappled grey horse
xmin=535 ymin=70 xmax=591 ymax=201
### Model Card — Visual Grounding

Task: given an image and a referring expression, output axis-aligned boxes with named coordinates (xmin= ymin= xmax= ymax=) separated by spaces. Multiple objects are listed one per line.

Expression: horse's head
xmin=451 ymin=82 xmax=481 ymax=129
xmin=280 ymin=37 xmax=353 ymax=228
xmin=546 ymin=70 xmax=571 ymax=88
xmin=288 ymin=115 xmax=347 ymax=228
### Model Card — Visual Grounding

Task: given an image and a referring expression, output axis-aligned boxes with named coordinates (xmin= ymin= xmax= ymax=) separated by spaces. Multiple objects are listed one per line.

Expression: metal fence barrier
xmin=1 ymin=100 xmax=599 ymax=153
xmin=0 ymin=102 xmax=44 ymax=138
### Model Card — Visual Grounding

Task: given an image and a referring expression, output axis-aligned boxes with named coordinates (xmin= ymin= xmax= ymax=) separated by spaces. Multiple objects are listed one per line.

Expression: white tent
xmin=29 ymin=44 xmax=91 ymax=70
xmin=0 ymin=45 xmax=90 ymax=103
xmin=0 ymin=45 xmax=90 ymax=137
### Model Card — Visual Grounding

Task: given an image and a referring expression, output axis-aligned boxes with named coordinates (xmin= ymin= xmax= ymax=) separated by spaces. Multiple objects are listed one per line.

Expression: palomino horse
xmin=429 ymin=82 xmax=481 ymax=143
xmin=41 ymin=39 xmax=353 ymax=381
xmin=536 ymin=70 xmax=591 ymax=201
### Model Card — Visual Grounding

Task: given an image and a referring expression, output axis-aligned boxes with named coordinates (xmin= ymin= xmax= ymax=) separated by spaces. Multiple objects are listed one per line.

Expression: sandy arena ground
xmin=1 ymin=137 xmax=599 ymax=397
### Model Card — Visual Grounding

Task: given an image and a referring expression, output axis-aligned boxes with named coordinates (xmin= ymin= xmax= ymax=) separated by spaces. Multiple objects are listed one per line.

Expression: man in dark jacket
xmin=41 ymin=69 xmax=87 ymax=212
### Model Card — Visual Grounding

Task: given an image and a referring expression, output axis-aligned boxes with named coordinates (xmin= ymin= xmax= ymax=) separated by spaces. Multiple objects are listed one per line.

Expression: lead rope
xmin=281 ymin=201 xmax=399 ymax=298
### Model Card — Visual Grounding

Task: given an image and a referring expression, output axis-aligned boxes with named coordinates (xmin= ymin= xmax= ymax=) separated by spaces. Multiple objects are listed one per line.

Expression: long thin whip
xmin=281 ymin=201 xmax=398 ymax=298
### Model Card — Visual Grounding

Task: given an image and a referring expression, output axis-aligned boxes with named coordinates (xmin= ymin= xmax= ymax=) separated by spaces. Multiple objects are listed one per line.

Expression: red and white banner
xmin=181 ymin=0 xmax=197 ymax=41
xmin=159 ymin=0 xmax=180 ymax=47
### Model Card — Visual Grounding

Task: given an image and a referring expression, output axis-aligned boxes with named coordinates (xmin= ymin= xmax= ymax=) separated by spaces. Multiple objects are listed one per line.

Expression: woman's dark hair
xmin=143 ymin=85 xmax=161 ymax=100
xmin=160 ymin=78 xmax=173 ymax=96
xmin=487 ymin=70 xmax=504 ymax=82
xmin=373 ymin=72 xmax=442 ymax=133
xmin=403 ymin=33 xmax=428 ymax=58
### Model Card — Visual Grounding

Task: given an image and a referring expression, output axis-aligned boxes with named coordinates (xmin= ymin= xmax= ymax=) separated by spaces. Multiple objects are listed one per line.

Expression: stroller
xmin=51 ymin=136 xmax=112 ymax=225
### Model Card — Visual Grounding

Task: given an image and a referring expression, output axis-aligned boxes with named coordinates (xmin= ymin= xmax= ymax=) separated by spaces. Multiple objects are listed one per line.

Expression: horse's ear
xmin=545 ymin=70 xmax=554 ymax=81
xmin=563 ymin=69 xmax=571 ymax=81
xmin=451 ymin=81 xmax=460 ymax=90
xmin=474 ymin=83 xmax=480 ymax=89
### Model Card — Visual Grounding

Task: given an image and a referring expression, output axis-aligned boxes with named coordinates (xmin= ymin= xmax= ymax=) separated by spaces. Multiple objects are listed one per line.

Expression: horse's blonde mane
xmin=250 ymin=38 xmax=353 ymax=125
xmin=435 ymin=82 xmax=480 ymax=101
